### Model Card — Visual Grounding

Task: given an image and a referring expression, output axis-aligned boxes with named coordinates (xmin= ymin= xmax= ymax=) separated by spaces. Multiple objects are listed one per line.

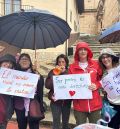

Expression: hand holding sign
xmin=88 ymin=83 xmax=97 ymax=91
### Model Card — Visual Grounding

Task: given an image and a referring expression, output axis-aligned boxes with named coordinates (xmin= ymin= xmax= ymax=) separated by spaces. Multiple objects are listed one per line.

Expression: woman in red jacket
xmin=69 ymin=42 xmax=102 ymax=125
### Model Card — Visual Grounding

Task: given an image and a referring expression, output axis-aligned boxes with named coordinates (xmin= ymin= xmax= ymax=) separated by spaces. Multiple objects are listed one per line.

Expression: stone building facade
xmin=80 ymin=0 xmax=120 ymax=35
xmin=79 ymin=0 xmax=99 ymax=34
xmin=97 ymin=0 xmax=119 ymax=33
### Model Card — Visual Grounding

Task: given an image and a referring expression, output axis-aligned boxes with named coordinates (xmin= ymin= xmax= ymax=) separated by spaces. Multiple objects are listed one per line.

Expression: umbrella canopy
xmin=0 ymin=9 xmax=71 ymax=50
xmin=99 ymin=22 xmax=120 ymax=43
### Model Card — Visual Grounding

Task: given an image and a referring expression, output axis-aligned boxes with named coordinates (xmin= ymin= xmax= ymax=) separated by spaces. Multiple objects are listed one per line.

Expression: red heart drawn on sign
xmin=69 ymin=91 xmax=75 ymax=96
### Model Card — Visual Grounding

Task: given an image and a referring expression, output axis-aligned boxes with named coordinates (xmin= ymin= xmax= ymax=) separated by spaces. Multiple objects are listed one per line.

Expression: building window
xmin=4 ymin=0 xmax=21 ymax=15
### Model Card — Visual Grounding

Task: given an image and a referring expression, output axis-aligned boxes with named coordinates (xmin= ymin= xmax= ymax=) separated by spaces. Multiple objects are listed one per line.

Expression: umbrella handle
xmin=33 ymin=60 xmax=38 ymax=71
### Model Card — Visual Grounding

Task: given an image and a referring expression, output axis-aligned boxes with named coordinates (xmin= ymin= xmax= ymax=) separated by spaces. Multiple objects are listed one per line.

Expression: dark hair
xmin=99 ymin=54 xmax=119 ymax=73
xmin=55 ymin=54 xmax=69 ymax=69
xmin=17 ymin=53 xmax=33 ymax=71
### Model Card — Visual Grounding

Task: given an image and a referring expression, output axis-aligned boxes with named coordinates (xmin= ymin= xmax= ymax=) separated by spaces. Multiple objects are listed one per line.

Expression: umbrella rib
xmin=0 ymin=14 xmax=29 ymax=26
xmin=42 ymin=24 xmax=60 ymax=47
xmin=37 ymin=19 xmax=62 ymax=43
xmin=38 ymin=22 xmax=62 ymax=48
xmin=38 ymin=24 xmax=46 ymax=48
xmin=44 ymin=22 xmax=64 ymax=42
xmin=43 ymin=16 xmax=70 ymax=36
xmin=22 ymin=21 xmax=33 ymax=48
xmin=0 ymin=16 xmax=31 ymax=39
xmin=38 ymin=23 xmax=65 ymax=48
xmin=0 ymin=22 xmax=20 ymax=40
xmin=40 ymin=17 xmax=70 ymax=38
xmin=9 ymin=23 xmax=30 ymax=47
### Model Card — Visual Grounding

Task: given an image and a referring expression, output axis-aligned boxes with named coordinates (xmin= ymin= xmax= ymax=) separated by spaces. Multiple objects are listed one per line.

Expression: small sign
xmin=102 ymin=65 xmax=120 ymax=99
xmin=53 ymin=73 xmax=92 ymax=100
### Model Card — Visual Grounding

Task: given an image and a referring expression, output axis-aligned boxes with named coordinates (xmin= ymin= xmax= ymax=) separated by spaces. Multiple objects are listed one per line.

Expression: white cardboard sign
xmin=0 ymin=67 xmax=39 ymax=98
xmin=53 ymin=73 xmax=92 ymax=100
xmin=102 ymin=65 xmax=120 ymax=99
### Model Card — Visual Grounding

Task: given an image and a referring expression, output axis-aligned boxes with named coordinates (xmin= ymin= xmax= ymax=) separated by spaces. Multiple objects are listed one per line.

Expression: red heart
xmin=69 ymin=91 xmax=75 ymax=96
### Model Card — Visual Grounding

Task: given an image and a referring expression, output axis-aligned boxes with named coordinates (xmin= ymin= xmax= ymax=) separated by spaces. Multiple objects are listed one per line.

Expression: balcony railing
xmin=0 ymin=2 xmax=34 ymax=16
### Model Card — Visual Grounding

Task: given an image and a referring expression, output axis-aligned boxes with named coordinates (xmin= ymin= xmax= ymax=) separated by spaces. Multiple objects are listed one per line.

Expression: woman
xmin=99 ymin=48 xmax=120 ymax=129
xmin=14 ymin=53 xmax=44 ymax=129
xmin=0 ymin=54 xmax=16 ymax=129
xmin=69 ymin=42 xmax=102 ymax=125
xmin=45 ymin=54 xmax=71 ymax=129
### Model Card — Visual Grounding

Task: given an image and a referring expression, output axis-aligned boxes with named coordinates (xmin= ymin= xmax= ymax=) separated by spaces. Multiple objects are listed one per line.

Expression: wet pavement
xmin=7 ymin=121 xmax=52 ymax=129
xmin=6 ymin=89 xmax=76 ymax=129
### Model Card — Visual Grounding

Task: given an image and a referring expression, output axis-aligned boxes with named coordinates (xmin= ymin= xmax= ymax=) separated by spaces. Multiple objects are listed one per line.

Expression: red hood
xmin=74 ymin=42 xmax=93 ymax=62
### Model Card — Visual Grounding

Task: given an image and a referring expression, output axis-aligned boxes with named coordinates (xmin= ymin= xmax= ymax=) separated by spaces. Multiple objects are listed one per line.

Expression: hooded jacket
xmin=69 ymin=42 xmax=102 ymax=112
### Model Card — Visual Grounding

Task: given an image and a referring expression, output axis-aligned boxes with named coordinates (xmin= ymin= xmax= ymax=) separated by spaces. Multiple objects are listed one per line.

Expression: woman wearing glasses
xmin=14 ymin=53 xmax=44 ymax=129
xmin=99 ymin=48 xmax=120 ymax=129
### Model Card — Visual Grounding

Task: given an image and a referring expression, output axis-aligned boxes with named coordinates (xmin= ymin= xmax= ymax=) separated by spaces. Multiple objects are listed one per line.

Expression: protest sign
xmin=102 ymin=65 xmax=120 ymax=99
xmin=0 ymin=67 xmax=39 ymax=98
xmin=53 ymin=73 xmax=92 ymax=100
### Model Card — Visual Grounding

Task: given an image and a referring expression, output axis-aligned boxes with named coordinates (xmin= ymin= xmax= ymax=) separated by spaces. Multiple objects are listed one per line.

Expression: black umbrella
xmin=99 ymin=22 xmax=120 ymax=43
xmin=0 ymin=9 xmax=71 ymax=58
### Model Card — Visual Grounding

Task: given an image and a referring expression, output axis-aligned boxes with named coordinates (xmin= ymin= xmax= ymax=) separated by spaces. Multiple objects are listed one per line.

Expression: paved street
xmin=7 ymin=121 xmax=52 ymax=129
xmin=8 ymin=109 xmax=76 ymax=129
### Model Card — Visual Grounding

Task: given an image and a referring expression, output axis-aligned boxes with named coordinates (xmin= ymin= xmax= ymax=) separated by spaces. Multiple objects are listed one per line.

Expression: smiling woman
xmin=14 ymin=53 xmax=45 ymax=129
xmin=69 ymin=42 xmax=102 ymax=125
xmin=99 ymin=48 xmax=120 ymax=129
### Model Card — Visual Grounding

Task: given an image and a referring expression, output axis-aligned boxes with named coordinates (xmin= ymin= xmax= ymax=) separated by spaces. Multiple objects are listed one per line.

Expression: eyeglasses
xmin=101 ymin=55 xmax=111 ymax=60
xmin=20 ymin=58 xmax=29 ymax=61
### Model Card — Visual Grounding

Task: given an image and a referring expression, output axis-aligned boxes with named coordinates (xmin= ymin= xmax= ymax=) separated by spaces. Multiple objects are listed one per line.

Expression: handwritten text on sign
xmin=0 ymin=68 xmax=39 ymax=98
xmin=102 ymin=65 xmax=120 ymax=99
xmin=53 ymin=73 xmax=92 ymax=100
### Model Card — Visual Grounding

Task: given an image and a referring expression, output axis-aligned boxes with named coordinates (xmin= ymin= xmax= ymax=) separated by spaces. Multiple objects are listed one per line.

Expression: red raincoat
xmin=69 ymin=42 xmax=102 ymax=112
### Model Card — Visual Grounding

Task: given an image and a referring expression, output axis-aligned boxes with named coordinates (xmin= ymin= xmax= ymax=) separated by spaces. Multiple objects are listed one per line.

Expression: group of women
xmin=0 ymin=41 xmax=119 ymax=129
xmin=45 ymin=42 xmax=120 ymax=129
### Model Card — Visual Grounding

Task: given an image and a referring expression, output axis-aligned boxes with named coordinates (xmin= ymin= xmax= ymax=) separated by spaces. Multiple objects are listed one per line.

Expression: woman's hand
xmin=51 ymin=94 xmax=57 ymax=102
xmin=60 ymin=66 xmax=66 ymax=73
xmin=88 ymin=83 xmax=97 ymax=91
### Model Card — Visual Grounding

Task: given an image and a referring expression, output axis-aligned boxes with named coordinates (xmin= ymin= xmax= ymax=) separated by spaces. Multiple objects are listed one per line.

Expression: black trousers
xmin=108 ymin=104 xmax=120 ymax=129
xmin=15 ymin=109 xmax=39 ymax=129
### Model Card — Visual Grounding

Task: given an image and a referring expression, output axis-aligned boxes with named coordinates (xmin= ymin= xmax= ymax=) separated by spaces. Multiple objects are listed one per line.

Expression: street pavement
xmin=10 ymin=109 xmax=76 ymax=129
xmin=7 ymin=121 xmax=52 ymax=129
xmin=7 ymin=88 xmax=76 ymax=129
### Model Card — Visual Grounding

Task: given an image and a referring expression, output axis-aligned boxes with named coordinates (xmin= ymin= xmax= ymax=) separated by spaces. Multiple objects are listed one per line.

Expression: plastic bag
xmin=101 ymin=100 xmax=117 ymax=123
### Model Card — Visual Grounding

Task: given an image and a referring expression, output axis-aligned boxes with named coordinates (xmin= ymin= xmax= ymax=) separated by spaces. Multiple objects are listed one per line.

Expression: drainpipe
xmin=65 ymin=0 xmax=68 ymax=56
xmin=117 ymin=0 xmax=120 ymax=21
